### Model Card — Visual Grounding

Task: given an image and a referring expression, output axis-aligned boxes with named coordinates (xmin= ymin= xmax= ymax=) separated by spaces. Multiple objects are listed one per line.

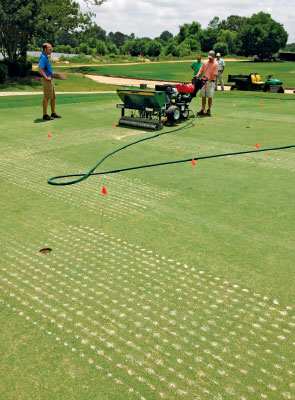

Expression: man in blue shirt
xmin=38 ymin=43 xmax=61 ymax=121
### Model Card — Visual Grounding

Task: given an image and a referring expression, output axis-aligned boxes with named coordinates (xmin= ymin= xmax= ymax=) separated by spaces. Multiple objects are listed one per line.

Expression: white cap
xmin=208 ymin=50 xmax=215 ymax=59
xmin=216 ymin=53 xmax=221 ymax=57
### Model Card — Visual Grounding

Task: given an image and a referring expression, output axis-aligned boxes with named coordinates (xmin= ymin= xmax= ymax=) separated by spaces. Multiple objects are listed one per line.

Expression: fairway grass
xmin=60 ymin=61 xmax=295 ymax=88
xmin=0 ymin=91 xmax=294 ymax=399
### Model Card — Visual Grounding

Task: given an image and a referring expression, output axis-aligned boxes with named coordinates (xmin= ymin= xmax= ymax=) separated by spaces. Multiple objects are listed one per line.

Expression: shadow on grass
xmin=0 ymin=78 xmax=42 ymax=91
xmin=61 ymin=66 xmax=103 ymax=75
xmin=116 ymin=118 xmax=196 ymax=132
xmin=34 ymin=118 xmax=47 ymax=123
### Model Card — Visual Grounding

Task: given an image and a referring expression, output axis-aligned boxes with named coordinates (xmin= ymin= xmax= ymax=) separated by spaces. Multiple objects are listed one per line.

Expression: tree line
xmin=28 ymin=13 xmax=290 ymax=60
xmin=0 ymin=0 xmax=291 ymax=63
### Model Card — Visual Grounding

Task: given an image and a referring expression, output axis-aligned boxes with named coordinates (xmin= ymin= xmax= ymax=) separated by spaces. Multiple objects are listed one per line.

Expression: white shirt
xmin=216 ymin=58 xmax=225 ymax=72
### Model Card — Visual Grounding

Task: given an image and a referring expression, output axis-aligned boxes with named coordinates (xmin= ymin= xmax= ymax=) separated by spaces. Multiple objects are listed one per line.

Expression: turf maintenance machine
xmin=116 ymin=77 xmax=206 ymax=130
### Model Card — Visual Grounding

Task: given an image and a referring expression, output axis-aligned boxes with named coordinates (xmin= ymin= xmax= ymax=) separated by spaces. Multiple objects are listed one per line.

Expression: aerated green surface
xmin=0 ymin=91 xmax=294 ymax=400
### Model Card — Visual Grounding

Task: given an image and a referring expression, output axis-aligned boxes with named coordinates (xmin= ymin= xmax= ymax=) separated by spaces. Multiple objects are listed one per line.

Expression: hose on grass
xmin=48 ymin=110 xmax=294 ymax=186
xmin=48 ymin=111 xmax=197 ymax=186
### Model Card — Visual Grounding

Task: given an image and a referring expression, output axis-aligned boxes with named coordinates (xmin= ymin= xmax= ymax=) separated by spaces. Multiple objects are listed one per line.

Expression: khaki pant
xmin=199 ymin=81 xmax=215 ymax=98
xmin=42 ymin=78 xmax=55 ymax=100
xmin=215 ymin=72 xmax=224 ymax=90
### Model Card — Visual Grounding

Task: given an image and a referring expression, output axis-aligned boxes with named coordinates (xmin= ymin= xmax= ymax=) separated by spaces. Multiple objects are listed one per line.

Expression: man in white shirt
xmin=215 ymin=53 xmax=225 ymax=91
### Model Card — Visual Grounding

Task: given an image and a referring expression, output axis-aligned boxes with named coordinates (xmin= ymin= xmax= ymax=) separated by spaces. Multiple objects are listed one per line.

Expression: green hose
xmin=48 ymin=111 xmax=197 ymax=186
xmin=48 ymin=111 xmax=294 ymax=186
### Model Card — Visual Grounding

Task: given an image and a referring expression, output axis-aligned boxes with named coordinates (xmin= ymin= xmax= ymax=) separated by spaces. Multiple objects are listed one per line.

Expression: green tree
xmin=159 ymin=30 xmax=173 ymax=42
xmin=188 ymin=21 xmax=202 ymax=37
xmin=56 ymin=31 xmax=77 ymax=48
xmin=177 ymin=21 xmax=201 ymax=44
xmin=86 ymin=37 xmax=99 ymax=49
xmin=35 ymin=0 xmax=93 ymax=47
xmin=122 ymin=38 xmax=149 ymax=57
xmin=200 ymin=28 xmax=218 ymax=52
xmin=77 ymin=22 xmax=106 ymax=45
xmin=238 ymin=12 xmax=288 ymax=58
xmin=213 ymin=42 xmax=228 ymax=56
xmin=106 ymin=42 xmax=118 ymax=55
xmin=64 ymin=44 xmax=73 ymax=54
xmin=165 ymin=39 xmax=180 ymax=57
xmin=0 ymin=0 xmax=39 ymax=60
xmin=177 ymin=23 xmax=190 ymax=44
xmin=78 ymin=42 xmax=89 ymax=54
xmin=184 ymin=37 xmax=201 ymax=52
xmin=0 ymin=0 xmax=105 ymax=61
xmin=283 ymin=43 xmax=295 ymax=52
xmin=96 ymin=40 xmax=107 ymax=56
xmin=108 ymin=31 xmax=128 ymax=48
xmin=218 ymin=15 xmax=247 ymax=31
xmin=217 ymin=30 xmax=240 ymax=54
xmin=147 ymin=40 xmax=162 ymax=57
xmin=208 ymin=17 xmax=220 ymax=29
xmin=177 ymin=42 xmax=191 ymax=57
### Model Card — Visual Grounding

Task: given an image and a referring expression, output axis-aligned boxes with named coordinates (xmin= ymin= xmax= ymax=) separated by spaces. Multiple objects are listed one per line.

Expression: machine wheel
xmin=230 ymin=85 xmax=238 ymax=91
xmin=278 ymin=87 xmax=284 ymax=93
xmin=167 ymin=105 xmax=181 ymax=122
xmin=180 ymin=108 xmax=189 ymax=119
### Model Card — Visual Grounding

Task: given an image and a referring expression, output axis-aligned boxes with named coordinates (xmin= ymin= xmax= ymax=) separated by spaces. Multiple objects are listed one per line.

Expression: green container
xmin=117 ymin=89 xmax=166 ymax=110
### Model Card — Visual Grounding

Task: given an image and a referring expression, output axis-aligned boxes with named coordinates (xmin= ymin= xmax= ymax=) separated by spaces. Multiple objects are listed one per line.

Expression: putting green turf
xmin=0 ymin=91 xmax=294 ymax=400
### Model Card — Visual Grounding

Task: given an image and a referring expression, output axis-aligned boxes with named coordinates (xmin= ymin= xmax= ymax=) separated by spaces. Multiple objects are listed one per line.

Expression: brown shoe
xmin=43 ymin=114 xmax=54 ymax=121
xmin=207 ymin=109 xmax=211 ymax=116
xmin=51 ymin=113 xmax=62 ymax=118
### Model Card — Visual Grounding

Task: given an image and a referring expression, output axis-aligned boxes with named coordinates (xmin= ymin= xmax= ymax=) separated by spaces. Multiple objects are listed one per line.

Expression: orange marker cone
xmin=260 ymin=102 xmax=264 ymax=106
xmin=113 ymin=124 xmax=116 ymax=128
xmin=47 ymin=132 xmax=51 ymax=138
xmin=190 ymin=159 xmax=196 ymax=166
xmin=255 ymin=143 xmax=259 ymax=149
xmin=102 ymin=186 xmax=107 ymax=195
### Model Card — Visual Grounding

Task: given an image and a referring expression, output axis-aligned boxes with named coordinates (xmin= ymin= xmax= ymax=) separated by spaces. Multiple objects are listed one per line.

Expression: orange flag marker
xmin=102 ymin=186 xmax=107 ymax=195
xmin=255 ymin=143 xmax=259 ymax=149
xmin=260 ymin=102 xmax=264 ymax=106
xmin=47 ymin=132 xmax=51 ymax=138
xmin=113 ymin=124 xmax=116 ymax=128
xmin=190 ymin=159 xmax=196 ymax=166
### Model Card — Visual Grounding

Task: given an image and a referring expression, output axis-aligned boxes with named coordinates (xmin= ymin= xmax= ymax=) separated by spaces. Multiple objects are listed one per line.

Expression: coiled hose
xmin=48 ymin=111 xmax=294 ymax=186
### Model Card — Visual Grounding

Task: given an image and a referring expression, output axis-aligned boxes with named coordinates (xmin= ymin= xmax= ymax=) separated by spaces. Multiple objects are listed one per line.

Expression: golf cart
xmin=228 ymin=74 xmax=284 ymax=93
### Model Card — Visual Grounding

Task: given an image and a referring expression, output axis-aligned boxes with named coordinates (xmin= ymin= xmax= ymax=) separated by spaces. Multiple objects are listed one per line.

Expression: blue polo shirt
xmin=38 ymin=51 xmax=53 ymax=79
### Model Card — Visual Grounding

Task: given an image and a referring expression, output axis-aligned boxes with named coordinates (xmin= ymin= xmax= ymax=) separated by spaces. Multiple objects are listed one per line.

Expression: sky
xmin=78 ymin=0 xmax=295 ymax=44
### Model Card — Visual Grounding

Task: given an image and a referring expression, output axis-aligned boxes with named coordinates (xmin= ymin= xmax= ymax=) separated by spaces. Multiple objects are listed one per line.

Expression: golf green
xmin=0 ymin=91 xmax=294 ymax=399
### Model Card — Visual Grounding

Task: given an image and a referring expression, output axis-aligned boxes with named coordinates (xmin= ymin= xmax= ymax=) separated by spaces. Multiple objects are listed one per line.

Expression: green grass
xmin=0 ymin=73 xmax=126 ymax=92
xmin=60 ymin=61 xmax=295 ymax=87
xmin=0 ymin=91 xmax=295 ymax=399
